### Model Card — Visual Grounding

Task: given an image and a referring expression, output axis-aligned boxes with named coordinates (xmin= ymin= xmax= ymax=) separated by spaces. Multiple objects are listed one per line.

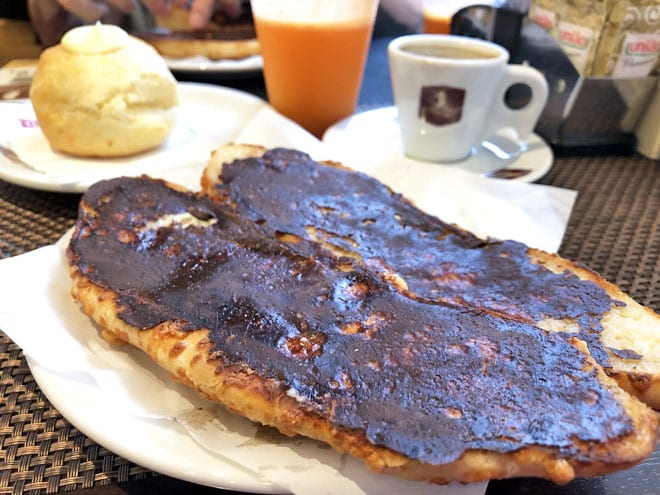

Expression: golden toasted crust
xmin=201 ymin=143 xmax=660 ymax=411
xmin=68 ymin=261 xmax=659 ymax=485
xmin=143 ymin=36 xmax=259 ymax=60
xmin=529 ymin=248 xmax=660 ymax=409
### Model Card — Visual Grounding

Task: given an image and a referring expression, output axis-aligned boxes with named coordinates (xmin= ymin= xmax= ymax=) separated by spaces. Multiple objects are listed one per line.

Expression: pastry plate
xmin=0 ymin=82 xmax=266 ymax=193
xmin=323 ymin=107 xmax=553 ymax=183
xmin=0 ymin=237 xmax=485 ymax=495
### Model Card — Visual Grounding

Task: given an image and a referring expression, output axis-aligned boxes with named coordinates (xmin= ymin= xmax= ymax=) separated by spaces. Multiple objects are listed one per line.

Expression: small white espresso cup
xmin=388 ymin=34 xmax=549 ymax=162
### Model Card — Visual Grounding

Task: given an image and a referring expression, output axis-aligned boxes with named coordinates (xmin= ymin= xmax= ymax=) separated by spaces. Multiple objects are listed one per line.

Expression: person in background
xmin=378 ymin=0 xmax=421 ymax=35
xmin=26 ymin=0 xmax=422 ymax=48
xmin=27 ymin=0 xmax=243 ymax=47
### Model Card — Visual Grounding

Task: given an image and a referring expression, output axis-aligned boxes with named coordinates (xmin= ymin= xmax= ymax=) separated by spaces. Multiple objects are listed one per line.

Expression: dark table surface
xmin=0 ymin=34 xmax=658 ymax=495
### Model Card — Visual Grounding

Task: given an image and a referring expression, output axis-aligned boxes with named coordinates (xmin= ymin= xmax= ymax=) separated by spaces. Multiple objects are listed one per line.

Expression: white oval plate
xmin=323 ymin=107 xmax=553 ymax=183
xmin=0 ymin=82 xmax=266 ymax=193
xmin=29 ymin=358 xmax=286 ymax=494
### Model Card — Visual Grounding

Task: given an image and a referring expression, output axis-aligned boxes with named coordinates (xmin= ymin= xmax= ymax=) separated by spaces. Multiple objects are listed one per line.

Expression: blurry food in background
xmin=29 ymin=23 xmax=178 ymax=157
xmin=137 ymin=3 xmax=259 ymax=60
xmin=0 ymin=59 xmax=36 ymax=100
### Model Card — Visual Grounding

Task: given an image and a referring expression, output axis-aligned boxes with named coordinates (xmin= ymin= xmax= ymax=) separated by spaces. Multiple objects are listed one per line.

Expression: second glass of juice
xmin=422 ymin=0 xmax=474 ymax=34
xmin=250 ymin=0 xmax=379 ymax=138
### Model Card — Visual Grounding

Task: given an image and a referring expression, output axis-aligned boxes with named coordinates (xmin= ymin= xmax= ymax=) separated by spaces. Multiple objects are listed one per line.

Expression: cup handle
xmin=483 ymin=65 xmax=549 ymax=141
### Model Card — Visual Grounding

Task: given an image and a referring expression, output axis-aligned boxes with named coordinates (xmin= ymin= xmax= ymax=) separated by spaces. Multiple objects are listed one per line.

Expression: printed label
xmin=19 ymin=118 xmax=38 ymax=128
xmin=557 ymin=21 xmax=595 ymax=73
xmin=418 ymin=86 xmax=465 ymax=126
xmin=612 ymin=32 xmax=660 ymax=78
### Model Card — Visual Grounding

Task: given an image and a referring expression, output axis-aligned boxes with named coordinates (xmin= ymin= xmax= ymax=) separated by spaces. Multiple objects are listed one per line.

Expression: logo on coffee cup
xmin=418 ymin=85 xmax=465 ymax=126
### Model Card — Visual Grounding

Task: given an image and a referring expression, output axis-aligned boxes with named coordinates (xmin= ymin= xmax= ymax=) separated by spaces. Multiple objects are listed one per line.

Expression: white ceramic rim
xmin=388 ymin=34 xmax=509 ymax=66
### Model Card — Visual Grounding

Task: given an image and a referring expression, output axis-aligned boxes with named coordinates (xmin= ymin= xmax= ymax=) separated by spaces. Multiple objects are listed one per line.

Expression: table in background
xmin=0 ymin=35 xmax=658 ymax=495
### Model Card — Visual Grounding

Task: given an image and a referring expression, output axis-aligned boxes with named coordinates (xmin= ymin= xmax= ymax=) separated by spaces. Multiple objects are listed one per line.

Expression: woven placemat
xmin=0 ymin=334 xmax=155 ymax=494
xmin=0 ymin=152 xmax=657 ymax=494
xmin=539 ymin=153 xmax=659 ymax=312
xmin=0 ymin=182 xmax=78 ymax=258
xmin=0 ymin=181 xmax=158 ymax=493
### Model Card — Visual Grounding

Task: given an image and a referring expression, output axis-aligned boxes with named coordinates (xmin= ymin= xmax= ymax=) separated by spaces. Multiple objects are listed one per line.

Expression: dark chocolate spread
xmin=215 ymin=148 xmax=630 ymax=367
xmin=68 ymin=177 xmax=633 ymax=465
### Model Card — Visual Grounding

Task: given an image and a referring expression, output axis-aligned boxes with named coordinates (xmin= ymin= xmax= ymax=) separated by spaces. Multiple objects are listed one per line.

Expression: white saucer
xmin=323 ymin=107 xmax=553 ymax=183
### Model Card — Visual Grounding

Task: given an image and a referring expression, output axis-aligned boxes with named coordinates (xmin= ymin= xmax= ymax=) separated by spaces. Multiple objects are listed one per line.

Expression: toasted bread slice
xmin=138 ymin=28 xmax=259 ymax=60
xmin=67 ymin=176 xmax=659 ymax=486
xmin=201 ymin=144 xmax=660 ymax=410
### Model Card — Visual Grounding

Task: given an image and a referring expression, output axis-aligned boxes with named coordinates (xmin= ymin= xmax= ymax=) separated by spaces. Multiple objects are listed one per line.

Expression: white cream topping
xmin=61 ymin=22 xmax=129 ymax=54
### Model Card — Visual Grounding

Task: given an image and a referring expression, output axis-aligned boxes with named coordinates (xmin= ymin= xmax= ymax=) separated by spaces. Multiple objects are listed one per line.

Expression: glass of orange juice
xmin=250 ymin=0 xmax=379 ymax=138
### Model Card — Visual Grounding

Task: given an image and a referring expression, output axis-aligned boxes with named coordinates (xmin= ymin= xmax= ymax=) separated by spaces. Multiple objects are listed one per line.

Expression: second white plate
xmin=323 ymin=107 xmax=553 ymax=183
xmin=0 ymin=82 xmax=266 ymax=193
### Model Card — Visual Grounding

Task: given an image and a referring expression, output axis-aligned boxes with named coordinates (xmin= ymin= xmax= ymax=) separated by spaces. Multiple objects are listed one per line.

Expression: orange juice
xmin=423 ymin=11 xmax=452 ymax=34
xmin=254 ymin=17 xmax=374 ymax=137
xmin=422 ymin=0 xmax=474 ymax=34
